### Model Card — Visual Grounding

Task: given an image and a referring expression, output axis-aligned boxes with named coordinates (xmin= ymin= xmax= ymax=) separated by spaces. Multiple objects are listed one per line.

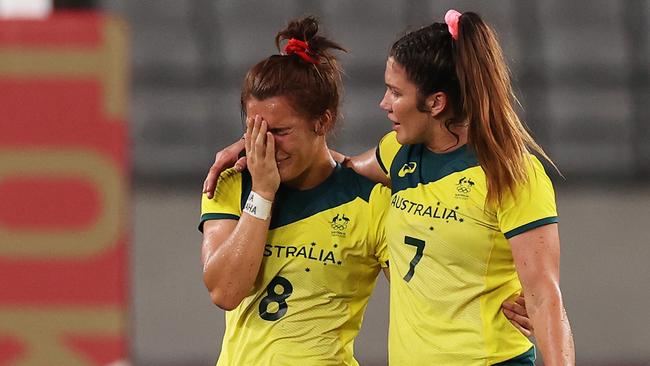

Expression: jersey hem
xmin=491 ymin=345 xmax=536 ymax=365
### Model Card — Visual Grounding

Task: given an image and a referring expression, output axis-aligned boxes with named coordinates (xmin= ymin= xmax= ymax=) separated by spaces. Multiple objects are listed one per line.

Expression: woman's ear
xmin=315 ymin=110 xmax=334 ymax=135
xmin=426 ymin=92 xmax=449 ymax=118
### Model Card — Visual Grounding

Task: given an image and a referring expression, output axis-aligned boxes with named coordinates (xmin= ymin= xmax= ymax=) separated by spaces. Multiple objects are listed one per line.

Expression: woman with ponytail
xmin=371 ymin=9 xmax=575 ymax=365
xmin=202 ymin=11 xmax=553 ymax=366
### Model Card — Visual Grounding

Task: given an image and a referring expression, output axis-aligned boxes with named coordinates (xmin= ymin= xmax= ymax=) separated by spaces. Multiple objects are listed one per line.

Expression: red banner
xmin=0 ymin=12 xmax=129 ymax=365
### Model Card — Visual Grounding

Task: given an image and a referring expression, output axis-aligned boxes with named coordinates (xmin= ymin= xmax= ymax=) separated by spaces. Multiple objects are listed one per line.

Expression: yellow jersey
xmin=377 ymin=131 xmax=556 ymax=365
xmin=199 ymin=164 xmax=390 ymax=366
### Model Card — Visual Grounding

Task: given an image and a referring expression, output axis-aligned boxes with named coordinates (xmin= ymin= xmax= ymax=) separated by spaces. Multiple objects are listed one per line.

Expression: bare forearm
xmin=202 ymin=116 xmax=279 ymax=309
xmin=348 ymin=148 xmax=390 ymax=186
xmin=203 ymin=216 xmax=269 ymax=309
xmin=527 ymin=288 xmax=575 ymax=365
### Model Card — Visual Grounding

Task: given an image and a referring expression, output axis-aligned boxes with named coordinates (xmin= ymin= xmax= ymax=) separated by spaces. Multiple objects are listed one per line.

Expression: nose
xmin=379 ymin=90 xmax=391 ymax=111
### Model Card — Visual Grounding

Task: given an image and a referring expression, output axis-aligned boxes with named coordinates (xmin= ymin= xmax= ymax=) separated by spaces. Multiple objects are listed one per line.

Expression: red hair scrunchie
xmin=284 ymin=38 xmax=319 ymax=64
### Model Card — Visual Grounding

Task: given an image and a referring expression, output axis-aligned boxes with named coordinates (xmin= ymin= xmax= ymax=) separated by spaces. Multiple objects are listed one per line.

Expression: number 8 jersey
xmin=199 ymin=164 xmax=390 ymax=366
xmin=377 ymin=131 xmax=557 ymax=365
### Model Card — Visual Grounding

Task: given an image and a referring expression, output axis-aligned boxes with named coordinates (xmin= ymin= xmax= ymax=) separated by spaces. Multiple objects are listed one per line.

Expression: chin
xmin=395 ymin=131 xmax=412 ymax=145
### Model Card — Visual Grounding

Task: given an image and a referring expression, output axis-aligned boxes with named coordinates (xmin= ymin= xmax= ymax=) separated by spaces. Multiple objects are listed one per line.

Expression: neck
xmin=424 ymin=118 xmax=469 ymax=153
xmin=284 ymin=142 xmax=336 ymax=190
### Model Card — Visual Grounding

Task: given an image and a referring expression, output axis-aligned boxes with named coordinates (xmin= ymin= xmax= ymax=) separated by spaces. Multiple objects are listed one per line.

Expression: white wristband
xmin=243 ymin=191 xmax=273 ymax=220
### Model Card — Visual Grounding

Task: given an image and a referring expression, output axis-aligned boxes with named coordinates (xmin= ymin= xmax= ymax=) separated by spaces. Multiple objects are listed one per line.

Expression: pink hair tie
xmin=444 ymin=9 xmax=462 ymax=40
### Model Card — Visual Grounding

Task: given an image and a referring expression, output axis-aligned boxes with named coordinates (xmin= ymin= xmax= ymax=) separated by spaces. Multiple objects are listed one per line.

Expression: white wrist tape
xmin=243 ymin=191 xmax=273 ymax=220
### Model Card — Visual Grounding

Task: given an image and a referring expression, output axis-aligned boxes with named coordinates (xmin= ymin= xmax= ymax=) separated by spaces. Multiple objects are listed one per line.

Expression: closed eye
xmin=386 ymin=86 xmax=401 ymax=97
xmin=270 ymin=128 xmax=290 ymax=136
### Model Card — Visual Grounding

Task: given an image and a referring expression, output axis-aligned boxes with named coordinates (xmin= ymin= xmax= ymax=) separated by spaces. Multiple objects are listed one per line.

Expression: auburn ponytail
xmin=454 ymin=12 xmax=557 ymax=204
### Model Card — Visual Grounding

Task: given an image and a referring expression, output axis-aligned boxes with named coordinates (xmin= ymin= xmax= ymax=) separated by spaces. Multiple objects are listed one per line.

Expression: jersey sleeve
xmin=375 ymin=131 xmax=401 ymax=178
xmin=368 ymin=183 xmax=391 ymax=267
xmin=198 ymin=168 xmax=243 ymax=232
xmin=497 ymin=156 xmax=559 ymax=239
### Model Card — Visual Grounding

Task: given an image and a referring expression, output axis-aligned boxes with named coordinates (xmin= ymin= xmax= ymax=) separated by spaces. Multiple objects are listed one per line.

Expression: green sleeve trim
xmin=504 ymin=217 xmax=558 ymax=239
xmin=198 ymin=213 xmax=240 ymax=233
xmin=375 ymin=146 xmax=388 ymax=175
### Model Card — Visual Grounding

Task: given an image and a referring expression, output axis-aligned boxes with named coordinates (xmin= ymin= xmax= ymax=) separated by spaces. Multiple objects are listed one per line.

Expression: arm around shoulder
xmin=347 ymin=148 xmax=390 ymax=186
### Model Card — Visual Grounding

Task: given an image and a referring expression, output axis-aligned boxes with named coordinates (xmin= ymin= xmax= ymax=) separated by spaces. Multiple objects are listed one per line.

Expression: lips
xmin=389 ymin=115 xmax=400 ymax=129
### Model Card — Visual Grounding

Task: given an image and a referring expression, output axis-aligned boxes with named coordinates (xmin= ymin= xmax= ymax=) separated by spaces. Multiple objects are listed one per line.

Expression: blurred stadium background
xmin=1 ymin=0 xmax=649 ymax=365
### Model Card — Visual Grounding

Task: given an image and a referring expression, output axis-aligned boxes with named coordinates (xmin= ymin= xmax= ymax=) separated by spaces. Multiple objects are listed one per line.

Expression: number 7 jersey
xmin=377 ymin=131 xmax=558 ymax=365
xmin=199 ymin=164 xmax=390 ymax=366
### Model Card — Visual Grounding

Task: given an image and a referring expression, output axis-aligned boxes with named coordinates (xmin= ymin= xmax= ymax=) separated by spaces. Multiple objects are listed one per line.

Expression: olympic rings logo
xmin=330 ymin=213 xmax=350 ymax=231
xmin=456 ymin=177 xmax=475 ymax=194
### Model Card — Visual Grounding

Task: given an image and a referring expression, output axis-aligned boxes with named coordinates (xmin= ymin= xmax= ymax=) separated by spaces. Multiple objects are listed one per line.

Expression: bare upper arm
xmin=509 ymin=223 xmax=561 ymax=290
xmin=201 ymin=219 xmax=238 ymax=264
xmin=348 ymin=148 xmax=391 ymax=186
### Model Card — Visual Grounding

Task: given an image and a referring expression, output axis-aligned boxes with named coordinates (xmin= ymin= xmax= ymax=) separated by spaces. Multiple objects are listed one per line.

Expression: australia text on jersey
xmin=264 ymin=242 xmax=341 ymax=265
xmin=390 ymin=194 xmax=465 ymax=223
